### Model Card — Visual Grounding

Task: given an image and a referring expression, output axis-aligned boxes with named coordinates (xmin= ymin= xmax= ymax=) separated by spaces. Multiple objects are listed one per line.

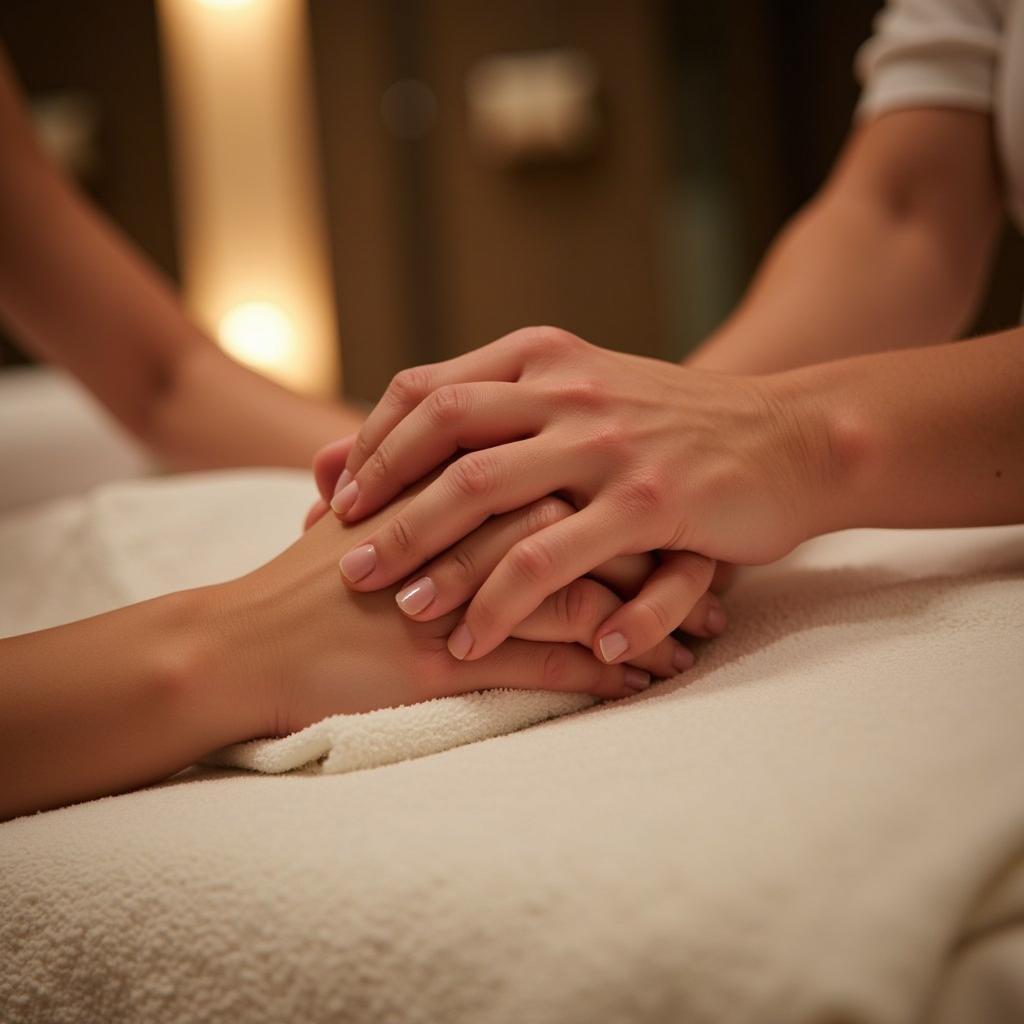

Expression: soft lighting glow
xmin=157 ymin=0 xmax=340 ymax=396
xmin=218 ymin=302 xmax=295 ymax=376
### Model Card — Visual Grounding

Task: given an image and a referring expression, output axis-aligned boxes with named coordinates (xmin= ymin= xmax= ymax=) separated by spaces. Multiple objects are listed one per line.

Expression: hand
xmin=328 ymin=327 xmax=827 ymax=663
xmin=310 ymin=436 xmax=728 ymax=660
xmin=219 ymin=472 xmax=692 ymax=738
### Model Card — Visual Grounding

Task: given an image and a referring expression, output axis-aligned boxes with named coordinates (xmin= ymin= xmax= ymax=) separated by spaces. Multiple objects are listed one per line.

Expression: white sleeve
xmin=855 ymin=0 xmax=1006 ymax=118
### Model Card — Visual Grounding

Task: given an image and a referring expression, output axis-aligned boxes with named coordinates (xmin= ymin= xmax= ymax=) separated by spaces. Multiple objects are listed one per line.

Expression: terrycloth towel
xmin=1 ymin=470 xmax=1023 ymax=1024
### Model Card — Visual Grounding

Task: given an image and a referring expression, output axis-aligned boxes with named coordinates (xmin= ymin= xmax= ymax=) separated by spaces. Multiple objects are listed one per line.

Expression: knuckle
xmin=364 ymin=442 xmax=392 ymax=485
xmin=508 ymin=538 xmax=556 ymax=584
xmin=630 ymin=474 xmax=667 ymax=513
xmin=581 ymin=424 xmax=628 ymax=456
xmin=561 ymin=579 xmax=596 ymax=627
xmin=558 ymin=376 xmax=606 ymax=409
xmin=388 ymin=366 xmax=432 ymax=405
xmin=426 ymin=384 xmax=469 ymax=427
xmin=540 ymin=644 xmax=571 ymax=688
xmin=525 ymin=496 xmax=572 ymax=534
xmin=387 ymin=515 xmax=416 ymax=556
xmin=519 ymin=325 xmax=582 ymax=359
xmin=353 ymin=431 xmax=375 ymax=466
xmin=447 ymin=543 xmax=477 ymax=582
xmin=448 ymin=452 xmax=497 ymax=499
xmin=632 ymin=598 xmax=675 ymax=637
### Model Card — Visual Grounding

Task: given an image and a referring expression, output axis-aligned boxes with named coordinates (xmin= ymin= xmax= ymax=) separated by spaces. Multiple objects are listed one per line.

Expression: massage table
xmin=0 ymin=372 xmax=1022 ymax=1023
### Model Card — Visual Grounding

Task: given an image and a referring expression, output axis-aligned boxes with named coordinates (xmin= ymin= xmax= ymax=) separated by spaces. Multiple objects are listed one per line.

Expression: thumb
xmin=312 ymin=434 xmax=358 ymax=504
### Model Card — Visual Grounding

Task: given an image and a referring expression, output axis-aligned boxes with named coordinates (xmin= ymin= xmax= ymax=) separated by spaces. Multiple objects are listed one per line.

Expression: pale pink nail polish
xmin=598 ymin=631 xmax=628 ymax=663
xmin=705 ymin=605 xmax=727 ymax=637
xmin=624 ymin=668 xmax=651 ymax=691
xmin=395 ymin=577 xmax=436 ymax=615
xmin=672 ymin=646 xmax=695 ymax=673
xmin=330 ymin=479 xmax=359 ymax=516
xmin=333 ymin=468 xmax=353 ymax=494
xmin=340 ymin=544 xmax=376 ymax=582
xmin=448 ymin=623 xmax=473 ymax=660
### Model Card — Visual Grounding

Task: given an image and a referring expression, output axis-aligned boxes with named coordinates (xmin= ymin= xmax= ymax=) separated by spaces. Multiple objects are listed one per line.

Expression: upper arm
xmin=826 ymin=0 xmax=1006 ymax=273
xmin=827 ymin=107 xmax=1002 ymax=256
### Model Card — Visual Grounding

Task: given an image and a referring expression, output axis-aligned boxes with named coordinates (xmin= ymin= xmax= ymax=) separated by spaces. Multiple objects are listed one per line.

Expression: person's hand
xmin=310 ymin=436 xmax=729 ymax=659
xmin=218 ymin=471 xmax=692 ymax=738
xmin=327 ymin=327 xmax=828 ymax=664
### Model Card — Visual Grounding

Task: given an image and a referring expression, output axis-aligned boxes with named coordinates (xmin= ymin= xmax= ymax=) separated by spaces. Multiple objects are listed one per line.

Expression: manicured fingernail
xmin=598 ymin=631 xmax=628 ymax=663
xmin=395 ymin=577 xmax=436 ymax=615
xmin=340 ymin=544 xmax=376 ymax=582
xmin=330 ymin=479 xmax=359 ymax=515
xmin=624 ymin=668 xmax=651 ymax=691
xmin=448 ymin=623 xmax=473 ymax=660
xmin=705 ymin=604 xmax=727 ymax=636
xmin=333 ymin=468 xmax=353 ymax=494
xmin=672 ymin=646 xmax=695 ymax=673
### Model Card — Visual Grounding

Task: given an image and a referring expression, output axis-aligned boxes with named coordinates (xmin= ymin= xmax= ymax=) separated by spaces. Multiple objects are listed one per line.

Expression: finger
xmin=336 ymin=382 xmax=542 ymax=521
xmin=312 ymin=434 xmax=358 ymax=504
xmin=591 ymin=550 xmax=716 ymax=665
xmin=304 ymin=498 xmax=329 ymax=532
xmin=394 ymin=496 xmax=575 ymax=621
xmin=345 ymin=331 xmax=540 ymax=477
xmin=338 ymin=439 xmax=573 ymax=592
xmin=450 ymin=501 xmax=629 ymax=662
xmin=446 ymin=637 xmax=653 ymax=701
xmin=677 ymin=590 xmax=728 ymax=639
xmin=588 ymin=552 xmax=658 ymax=599
xmin=513 ymin=579 xmax=694 ymax=679
xmin=710 ymin=561 xmax=739 ymax=594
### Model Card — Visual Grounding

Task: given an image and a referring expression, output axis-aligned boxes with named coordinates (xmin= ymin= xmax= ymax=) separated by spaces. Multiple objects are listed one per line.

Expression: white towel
xmin=1 ymin=470 xmax=1023 ymax=1024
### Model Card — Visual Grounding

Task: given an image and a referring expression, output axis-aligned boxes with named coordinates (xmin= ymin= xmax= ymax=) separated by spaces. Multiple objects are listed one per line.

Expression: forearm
xmin=0 ymin=586 xmax=267 ymax=821
xmin=150 ymin=344 xmax=363 ymax=470
xmin=690 ymin=196 xmax=985 ymax=374
xmin=787 ymin=330 xmax=1024 ymax=535
xmin=0 ymin=50 xmax=361 ymax=470
xmin=688 ymin=111 xmax=1000 ymax=375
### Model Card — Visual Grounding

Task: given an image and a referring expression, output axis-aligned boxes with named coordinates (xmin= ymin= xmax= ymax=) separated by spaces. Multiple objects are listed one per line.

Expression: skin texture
xmin=0 ymin=47 xmax=361 ymax=470
xmin=331 ymin=107 xmax=1020 ymax=667
xmin=0 ymin=479 xmax=694 ymax=822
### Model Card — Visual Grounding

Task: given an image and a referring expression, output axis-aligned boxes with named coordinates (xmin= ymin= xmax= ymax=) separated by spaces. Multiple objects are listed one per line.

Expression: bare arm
xmin=790 ymin=328 xmax=1024 ymax=535
xmin=688 ymin=108 xmax=1003 ymax=374
xmin=0 ymin=47 xmax=361 ymax=469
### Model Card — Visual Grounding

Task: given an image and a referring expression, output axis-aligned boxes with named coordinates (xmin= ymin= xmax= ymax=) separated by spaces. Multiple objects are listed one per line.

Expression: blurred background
xmin=1 ymin=0 xmax=1022 ymax=405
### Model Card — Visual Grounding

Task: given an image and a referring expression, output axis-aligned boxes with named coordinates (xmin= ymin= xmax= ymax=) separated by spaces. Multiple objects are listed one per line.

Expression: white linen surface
xmin=1 ymin=470 xmax=1023 ymax=1024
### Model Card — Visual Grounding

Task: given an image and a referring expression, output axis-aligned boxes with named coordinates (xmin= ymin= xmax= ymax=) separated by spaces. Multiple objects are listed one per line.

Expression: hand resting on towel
xmin=0 ymin=475 xmax=689 ymax=820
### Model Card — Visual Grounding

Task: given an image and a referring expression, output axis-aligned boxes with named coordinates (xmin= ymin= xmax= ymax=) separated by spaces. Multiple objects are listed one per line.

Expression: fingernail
xmin=672 ymin=646 xmax=696 ymax=673
xmin=395 ymin=577 xmax=436 ymax=615
xmin=598 ymin=631 xmax=628 ymax=663
xmin=339 ymin=544 xmax=376 ymax=582
xmin=705 ymin=604 xmax=727 ymax=637
xmin=330 ymin=479 xmax=359 ymax=516
xmin=333 ymin=468 xmax=353 ymax=494
xmin=448 ymin=623 xmax=473 ymax=660
xmin=624 ymin=668 xmax=651 ymax=691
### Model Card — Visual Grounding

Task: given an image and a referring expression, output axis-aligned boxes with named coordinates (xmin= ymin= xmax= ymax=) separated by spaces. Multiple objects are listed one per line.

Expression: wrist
xmin=767 ymin=359 xmax=871 ymax=539
xmin=163 ymin=582 xmax=280 ymax=746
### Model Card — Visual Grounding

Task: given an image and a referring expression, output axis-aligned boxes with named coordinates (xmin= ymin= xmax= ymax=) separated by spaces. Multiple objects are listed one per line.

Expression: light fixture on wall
xmin=156 ymin=0 xmax=339 ymax=396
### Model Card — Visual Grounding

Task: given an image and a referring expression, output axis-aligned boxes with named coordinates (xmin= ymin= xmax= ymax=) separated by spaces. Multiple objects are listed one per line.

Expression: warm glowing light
xmin=217 ymin=302 xmax=295 ymax=377
xmin=157 ymin=0 xmax=340 ymax=396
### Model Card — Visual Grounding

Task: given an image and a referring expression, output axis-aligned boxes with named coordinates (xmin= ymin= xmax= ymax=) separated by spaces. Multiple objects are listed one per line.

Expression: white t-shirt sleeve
xmin=855 ymin=0 xmax=1006 ymax=118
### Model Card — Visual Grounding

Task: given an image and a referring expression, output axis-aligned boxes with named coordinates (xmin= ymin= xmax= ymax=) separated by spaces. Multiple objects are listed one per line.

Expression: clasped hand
xmin=318 ymin=327 xmax=828 ymax=668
